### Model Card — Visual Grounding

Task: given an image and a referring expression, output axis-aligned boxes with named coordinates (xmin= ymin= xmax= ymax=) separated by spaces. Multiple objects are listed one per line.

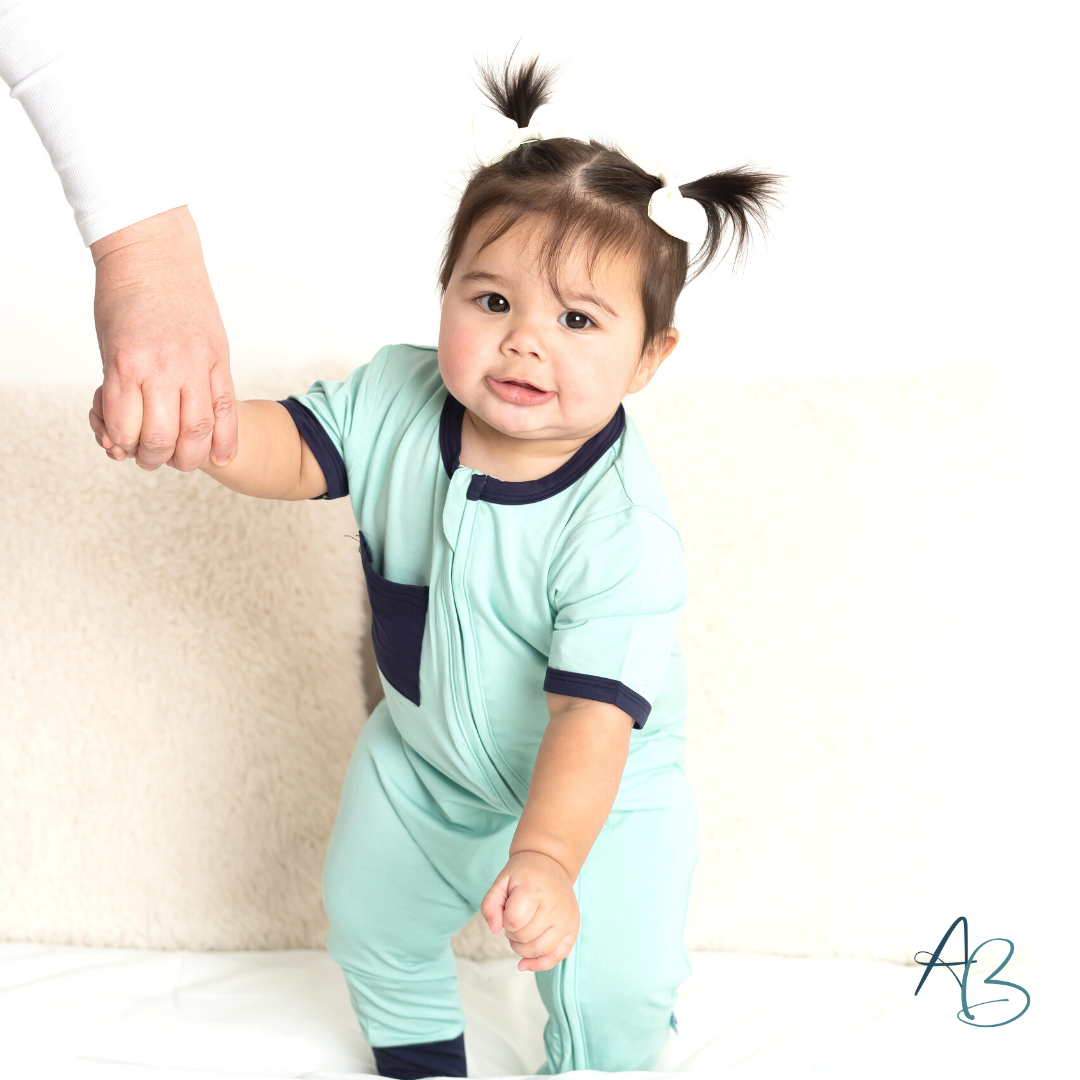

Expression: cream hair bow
xmin=472 ymin=107 xmax=581 ymax=167
xmin=617 ymin=142 xmax=703 ymax=245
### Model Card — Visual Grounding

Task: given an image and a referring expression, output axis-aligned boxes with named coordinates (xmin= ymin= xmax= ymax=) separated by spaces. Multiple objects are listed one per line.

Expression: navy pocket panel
xmin=358 ymin=532 xmax=429 ymax=705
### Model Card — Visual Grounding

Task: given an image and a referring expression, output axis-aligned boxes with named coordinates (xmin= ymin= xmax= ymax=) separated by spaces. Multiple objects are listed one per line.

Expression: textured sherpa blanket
xmin=0 ymin=362 xmax=1070 ymax=965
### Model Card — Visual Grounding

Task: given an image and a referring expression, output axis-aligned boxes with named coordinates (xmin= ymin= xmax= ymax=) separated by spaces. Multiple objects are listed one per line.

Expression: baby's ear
xmin=628 ymin=328 xmax=679 ymax=394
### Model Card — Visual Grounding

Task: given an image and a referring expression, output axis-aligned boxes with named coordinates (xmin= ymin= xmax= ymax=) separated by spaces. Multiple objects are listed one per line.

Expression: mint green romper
xmin=285 ymin=344 xmax=699 ymax=1074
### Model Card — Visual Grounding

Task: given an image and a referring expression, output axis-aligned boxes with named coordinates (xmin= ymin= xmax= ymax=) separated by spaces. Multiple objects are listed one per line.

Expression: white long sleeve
xmin=0 ymin=0 xmax=186 ymax=245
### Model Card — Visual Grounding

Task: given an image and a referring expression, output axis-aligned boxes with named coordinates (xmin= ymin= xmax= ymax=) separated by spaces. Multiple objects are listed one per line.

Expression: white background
xmin=0 ymin=0 xmax=1076 ymax=402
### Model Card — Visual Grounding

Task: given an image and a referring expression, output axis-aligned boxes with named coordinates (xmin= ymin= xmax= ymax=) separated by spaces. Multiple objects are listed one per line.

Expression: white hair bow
xmin=617 ymin=142 xmax=703 ymax=245
xmin=472 ymin=107 xmax=580 ymax=167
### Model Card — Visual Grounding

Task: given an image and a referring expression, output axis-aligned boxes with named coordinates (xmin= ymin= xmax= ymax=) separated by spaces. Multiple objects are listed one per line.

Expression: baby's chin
xmin=470 ymin=399 xmax=571 ymax=441
xmin=469 ymin=396 xmax=614 ymax=446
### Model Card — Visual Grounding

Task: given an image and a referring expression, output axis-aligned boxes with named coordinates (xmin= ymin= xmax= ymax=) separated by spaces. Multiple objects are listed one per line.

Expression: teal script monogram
xmin=914 ymin=916 xmax=1030 ymax=1027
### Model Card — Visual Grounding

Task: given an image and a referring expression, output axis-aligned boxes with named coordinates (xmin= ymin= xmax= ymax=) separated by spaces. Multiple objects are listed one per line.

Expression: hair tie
xmin=472 ymin=108 xmax=581 ymax=167
xmin=617 ymin=143 xmax=703 ymax=244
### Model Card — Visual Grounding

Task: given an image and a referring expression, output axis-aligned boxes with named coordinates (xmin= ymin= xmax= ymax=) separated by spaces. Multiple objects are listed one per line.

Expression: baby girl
xmin=91 ymin=54 xmax=777 ymax=1080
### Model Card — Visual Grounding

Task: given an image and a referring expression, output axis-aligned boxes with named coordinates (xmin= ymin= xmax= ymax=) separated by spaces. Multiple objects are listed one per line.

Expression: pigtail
xmin=448 ymin=50 xmax=783 ymax=344
xmin=476 ymin=52 xmax=558 ymax=128
xmin=680 ymin=167 xmax=783 ymax=276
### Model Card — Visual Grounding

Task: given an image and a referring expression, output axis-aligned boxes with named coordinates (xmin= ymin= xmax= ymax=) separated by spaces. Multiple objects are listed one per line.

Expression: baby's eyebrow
xmin=459 ymin=270 xmax=507 ymax=287
xmin=562 ymin=290 xmax=618 ymax=318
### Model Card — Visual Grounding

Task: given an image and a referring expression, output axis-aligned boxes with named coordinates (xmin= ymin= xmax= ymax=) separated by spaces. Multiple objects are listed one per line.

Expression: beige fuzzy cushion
xmin=0 ymin=362 xmax=1064 ymax=963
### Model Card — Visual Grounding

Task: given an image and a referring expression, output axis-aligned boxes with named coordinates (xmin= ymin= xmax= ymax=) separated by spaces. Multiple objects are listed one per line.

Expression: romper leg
xmin=323 ymin=703 xmax=476 ymax=1066
xmin=534 ymin=763 xmax=699 ymax=1074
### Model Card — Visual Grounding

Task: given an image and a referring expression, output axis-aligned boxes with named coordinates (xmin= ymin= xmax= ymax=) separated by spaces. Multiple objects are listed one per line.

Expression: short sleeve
xmin=281 ymin=346 xmax=392 ymax=500
xmin=544 ymin=507 xmax=686 ymax=729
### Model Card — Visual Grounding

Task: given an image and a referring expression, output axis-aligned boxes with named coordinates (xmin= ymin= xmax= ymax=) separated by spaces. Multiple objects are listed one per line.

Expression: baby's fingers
xmin=503 ymin=884 xmax=543 ymax=937
xmin=516 ymin=932 xmax=576 ymax=973
xmin=508 ymin=923 xmax=560 ymax=959
xmin=480 ymin=876 xmax=510 ymax=935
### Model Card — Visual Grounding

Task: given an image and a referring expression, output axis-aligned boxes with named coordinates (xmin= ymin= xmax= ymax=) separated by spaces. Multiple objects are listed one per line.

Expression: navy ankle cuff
xmin=372 ymin=1032 xmax=467 ymax=1078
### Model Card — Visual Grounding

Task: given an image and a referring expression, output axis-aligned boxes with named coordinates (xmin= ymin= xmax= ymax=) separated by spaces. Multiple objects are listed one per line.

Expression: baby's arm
xmin=512 ymin=694 xmax=632 ymax=881
xmin=480 ymin=694 xmax=633 ymax=972
xmin=90 ymin=389 xmax=327 ymax=500
xmin=197 ymin=400 xmax=328 ymax=499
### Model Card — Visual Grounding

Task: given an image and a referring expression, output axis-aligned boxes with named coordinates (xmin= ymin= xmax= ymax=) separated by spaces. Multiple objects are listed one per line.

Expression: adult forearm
xmin=509 ymin=695 xmax=633 ymax=882
xmin=199 ymin=400 xmax=327 ymax=500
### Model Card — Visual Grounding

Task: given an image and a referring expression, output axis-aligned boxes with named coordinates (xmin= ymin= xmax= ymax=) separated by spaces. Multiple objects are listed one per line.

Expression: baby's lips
xmin=485 ymin=375 xmax=556 ymax=406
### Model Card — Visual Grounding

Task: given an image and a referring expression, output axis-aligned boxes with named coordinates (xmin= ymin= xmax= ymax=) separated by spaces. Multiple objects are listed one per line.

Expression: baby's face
xmin=439 ymin=216 xmax=673 ymax=443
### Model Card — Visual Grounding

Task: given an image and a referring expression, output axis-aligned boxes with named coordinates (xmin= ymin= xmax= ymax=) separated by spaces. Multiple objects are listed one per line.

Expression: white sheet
xmin=0 ymin=943 xmax=1066 ymax=1079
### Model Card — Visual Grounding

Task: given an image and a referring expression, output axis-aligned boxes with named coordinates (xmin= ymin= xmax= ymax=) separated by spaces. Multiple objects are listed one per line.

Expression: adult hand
xmin=90 ymin=205 xmax=236 ymax=470
xmin=480 ymin=850 xmax=580 ymax=973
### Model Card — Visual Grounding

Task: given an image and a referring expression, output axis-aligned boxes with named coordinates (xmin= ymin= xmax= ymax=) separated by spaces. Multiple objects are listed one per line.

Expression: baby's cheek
xmin=437 ymin=325 xmax=486 ymax=396
xmin=557 ymin=367 xmax=620 ymax=430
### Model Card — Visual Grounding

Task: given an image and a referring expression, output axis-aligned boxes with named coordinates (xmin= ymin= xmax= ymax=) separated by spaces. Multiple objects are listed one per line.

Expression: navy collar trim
xmin=439 ymin=393 xmax=625 ymax=506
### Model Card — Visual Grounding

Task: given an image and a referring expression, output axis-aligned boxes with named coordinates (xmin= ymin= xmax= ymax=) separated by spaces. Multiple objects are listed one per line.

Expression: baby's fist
xmin=480 ymin=850 xmax=579 ymax=973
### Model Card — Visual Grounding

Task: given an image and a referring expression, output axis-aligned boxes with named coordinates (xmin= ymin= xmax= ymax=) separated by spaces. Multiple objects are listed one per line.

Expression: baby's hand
xmin=480 ymin=851 xmax=579 ymax=973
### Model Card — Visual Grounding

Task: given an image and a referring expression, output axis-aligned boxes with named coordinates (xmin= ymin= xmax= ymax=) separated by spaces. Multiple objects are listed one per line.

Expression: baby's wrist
xmin=507 ymin=846 xmax=575 ymax=882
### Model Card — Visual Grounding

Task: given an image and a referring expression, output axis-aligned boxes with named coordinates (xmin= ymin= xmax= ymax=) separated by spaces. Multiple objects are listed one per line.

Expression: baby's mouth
xmin=485 ymin=376 xmax=556 ymax=406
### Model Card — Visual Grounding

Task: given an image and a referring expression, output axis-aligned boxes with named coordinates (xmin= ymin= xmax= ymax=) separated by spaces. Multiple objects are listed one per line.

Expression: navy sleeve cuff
xmin=543 ymin=668 xmax=652 ymax=730
xmin=278 ymin=399 xmax=349 ymax=500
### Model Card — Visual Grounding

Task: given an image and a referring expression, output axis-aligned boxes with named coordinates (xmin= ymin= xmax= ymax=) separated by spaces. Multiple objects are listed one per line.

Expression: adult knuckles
xmin=137 ymin=431 xmax=179 ymax=458
xmin=212 ymin=391 xmax=236 ymax=420
xmin=105 ymin=347 xmax=171 ymax=385
xmin=107 ymin=427 xmax=141 ymax=450
xmin=179 ymin=415 xmax=215 ymax=445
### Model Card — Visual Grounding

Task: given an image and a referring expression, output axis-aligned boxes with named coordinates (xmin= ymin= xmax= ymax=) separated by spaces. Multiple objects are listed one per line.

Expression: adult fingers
xmin=89 ymin=385 xmax=115 ymax=452
xmin=89 ymin=404 xmax=110 ymax=451
xmin=207 ymin=358 xmax=237 ymax=467
xmin=90 ymin=385 xmax=106 ymax=437
xmin=94 ymin=384 xmax=130 ymax=460
xmin=101 ymin=368 xmax=143 ymax=459
xmin=134 ymin=380 xmax=181 ymax=471
xmin=170 ymin=379 xmax=215 ymax=472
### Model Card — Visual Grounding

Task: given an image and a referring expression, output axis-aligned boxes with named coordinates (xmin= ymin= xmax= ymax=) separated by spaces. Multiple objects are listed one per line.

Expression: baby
xmin=91 ymin=55 xmax=777 ymax=1080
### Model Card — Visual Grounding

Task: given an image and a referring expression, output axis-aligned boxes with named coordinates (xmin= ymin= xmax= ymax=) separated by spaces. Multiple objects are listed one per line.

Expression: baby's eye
xmin=478 ymin=293 xmax=510 ymax=313
xmin=558 ymin=310 xmax=593 ymax=331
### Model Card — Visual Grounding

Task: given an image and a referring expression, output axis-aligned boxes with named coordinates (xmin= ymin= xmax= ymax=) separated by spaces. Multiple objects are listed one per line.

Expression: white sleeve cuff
xmin=1 ymin=0 xmax=188 ymax=245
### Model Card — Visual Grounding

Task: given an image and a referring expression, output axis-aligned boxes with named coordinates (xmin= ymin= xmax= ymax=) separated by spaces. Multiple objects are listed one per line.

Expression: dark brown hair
xmin=438 ymin=55 xmax=782 ymax=350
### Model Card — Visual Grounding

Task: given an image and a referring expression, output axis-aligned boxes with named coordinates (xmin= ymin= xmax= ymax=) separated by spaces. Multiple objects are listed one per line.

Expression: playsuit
xmin=283 ymin=344 xmax=699 ymax=1075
